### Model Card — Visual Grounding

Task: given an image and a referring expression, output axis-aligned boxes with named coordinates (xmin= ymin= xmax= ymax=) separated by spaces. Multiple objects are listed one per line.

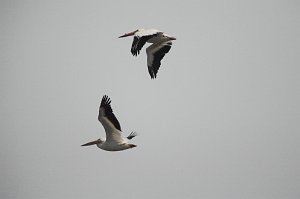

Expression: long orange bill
xmin=81 ymin=140 xmax=99 ymax=146
xmin=118 ymin=31 xmax=135 ymax=38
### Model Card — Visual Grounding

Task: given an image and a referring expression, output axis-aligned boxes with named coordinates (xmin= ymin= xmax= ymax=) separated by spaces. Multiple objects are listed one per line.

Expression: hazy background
xmin=1 ymin=0 xmax=299 ymax=198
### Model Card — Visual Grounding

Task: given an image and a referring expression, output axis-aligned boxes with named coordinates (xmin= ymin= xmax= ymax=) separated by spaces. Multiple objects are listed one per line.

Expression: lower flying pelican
xmin=81 ymin=95 xmax=137 ymax=151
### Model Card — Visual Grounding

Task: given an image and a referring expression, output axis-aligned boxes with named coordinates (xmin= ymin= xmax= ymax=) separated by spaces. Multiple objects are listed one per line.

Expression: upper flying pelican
xmin=81 ymin=95 xmax=137 ymax=151
xmin=119 ymin=28 xmax=176 ymax=79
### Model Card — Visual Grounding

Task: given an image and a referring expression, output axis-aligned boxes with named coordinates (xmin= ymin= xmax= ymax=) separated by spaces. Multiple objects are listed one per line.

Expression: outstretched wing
xmin=98 ymin=95 xmax=121 ymax=132
xmin=146 ymin=41 xmax=172 ymax=79
xmin=131 ymin=33 xmax=158 ymax=56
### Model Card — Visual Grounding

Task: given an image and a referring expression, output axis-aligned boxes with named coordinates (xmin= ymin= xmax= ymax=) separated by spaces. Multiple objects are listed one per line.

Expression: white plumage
xmin=81 ymin=95 xmax=137 ymax=152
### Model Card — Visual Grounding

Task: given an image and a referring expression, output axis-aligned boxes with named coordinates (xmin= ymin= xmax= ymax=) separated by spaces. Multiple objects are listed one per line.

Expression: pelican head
xmin=81 ymin=139 xmax=103 ymax=147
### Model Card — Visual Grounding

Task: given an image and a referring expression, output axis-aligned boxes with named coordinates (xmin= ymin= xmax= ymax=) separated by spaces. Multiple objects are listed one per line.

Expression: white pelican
xmin=81 ymin=95 xmax=137 ymax=151
xmin=119 ymin=28 xmax=176 ymax=79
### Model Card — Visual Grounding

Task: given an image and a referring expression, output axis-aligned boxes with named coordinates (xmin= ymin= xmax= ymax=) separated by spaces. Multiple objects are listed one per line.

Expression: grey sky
xmin=1 ymin=0 xmax=299 ymax=198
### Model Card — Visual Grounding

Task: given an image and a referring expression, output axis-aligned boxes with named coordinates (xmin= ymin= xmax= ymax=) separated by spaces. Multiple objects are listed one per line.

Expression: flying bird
xmin=119 ymin=28 xmax=176 ymax=79
xmin=81 ymin=95 xmax=137 ymax=151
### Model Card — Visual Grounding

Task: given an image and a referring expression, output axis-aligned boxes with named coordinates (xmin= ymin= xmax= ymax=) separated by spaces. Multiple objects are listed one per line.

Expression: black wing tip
xmin=148 ymin=65 xmax=159 ymax=79
xmin=101 ymin=95 xmax=111 ymax=107
xmin=148 ymin=67 xmax=154 ymax=78
xmin=131 ymin=52 xmax=138 ymax=56
xmin=131 ymin=49 xmax=140 ymax=56
xmin=127 ymin=131 xmax=138 ymax=140
xmin=150 ymin=72 xmax=157 ymax=79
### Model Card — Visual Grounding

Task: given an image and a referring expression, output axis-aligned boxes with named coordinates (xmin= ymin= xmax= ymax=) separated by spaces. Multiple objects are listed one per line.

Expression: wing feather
xmin=127 ymin=131 xmax=138 ymax=140
xmin=146 ymin=41 xmax=172 ymax=78
xmin=98 ymin=95 xmax=121 ymax=132
xmin=131 ymin=34 xmax=158 ymax=56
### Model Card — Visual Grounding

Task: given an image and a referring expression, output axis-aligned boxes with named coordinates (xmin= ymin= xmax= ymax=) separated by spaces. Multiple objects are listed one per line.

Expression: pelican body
xmin=82 ymin=95 xmax=137 ymax=152
xmin=119 ymin=28 xmax=176 ymax=79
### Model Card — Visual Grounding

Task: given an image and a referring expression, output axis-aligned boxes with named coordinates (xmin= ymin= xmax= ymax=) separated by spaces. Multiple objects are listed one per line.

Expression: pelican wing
xmin=127 ymin=131 xmax=138 ymax=140
xmin=146 ymin=41 xmax=172 ymax=78
xmin=98 ymin=95 xmax=125 ymax=143
xmin=131 ymin=34 xmax=158 ymax=56
xmin=98 ymin=95 xmax=121 ymax=132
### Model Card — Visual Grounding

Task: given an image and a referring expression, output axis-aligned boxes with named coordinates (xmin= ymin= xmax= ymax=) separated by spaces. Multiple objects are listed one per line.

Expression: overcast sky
xmin=1 ymin=0 xmax=299 ymax=198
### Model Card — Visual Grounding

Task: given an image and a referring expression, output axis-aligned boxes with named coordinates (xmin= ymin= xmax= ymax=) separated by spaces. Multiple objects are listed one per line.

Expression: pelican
xmin=119 ymin=28 xmax=176 ymax=79
xmin=81 ymin=95 xmax=137 ymax=151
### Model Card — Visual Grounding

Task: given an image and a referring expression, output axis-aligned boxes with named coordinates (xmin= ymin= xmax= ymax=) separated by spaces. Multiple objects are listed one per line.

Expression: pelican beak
xmin=118 ymin=31 xmax=135 ymax=38
xmin=81 ymin=139 xmax=99 ymax=146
